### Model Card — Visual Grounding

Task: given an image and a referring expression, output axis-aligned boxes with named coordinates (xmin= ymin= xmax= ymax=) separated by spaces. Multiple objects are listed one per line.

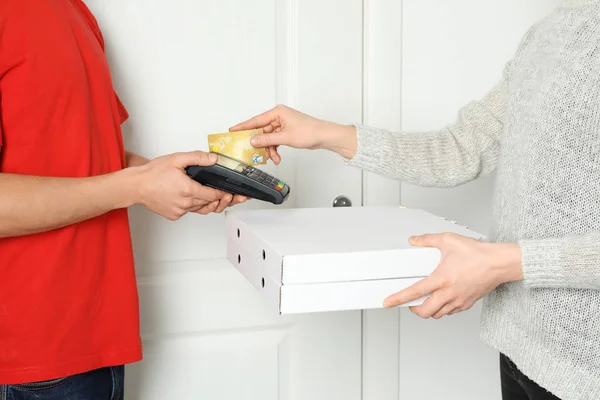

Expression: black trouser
xmin=500 ymin=354 xmax=561 ymax=400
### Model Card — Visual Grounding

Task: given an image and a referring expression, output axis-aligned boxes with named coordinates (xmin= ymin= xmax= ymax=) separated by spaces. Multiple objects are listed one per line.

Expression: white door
xmin=86 ymin=0 xmax=558 ymax=399
xmin=85 ymin=0 xmax=376 ymax=399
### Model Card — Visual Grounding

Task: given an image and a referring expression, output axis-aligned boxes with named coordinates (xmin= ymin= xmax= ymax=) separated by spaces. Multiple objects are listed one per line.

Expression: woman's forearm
xmin=342 ymin=62 xmax=512 ymax=188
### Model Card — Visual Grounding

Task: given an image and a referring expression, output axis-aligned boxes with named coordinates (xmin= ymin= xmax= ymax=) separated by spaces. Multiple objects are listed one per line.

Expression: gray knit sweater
xmin=347 ymin=2 xmax=600 ymax=399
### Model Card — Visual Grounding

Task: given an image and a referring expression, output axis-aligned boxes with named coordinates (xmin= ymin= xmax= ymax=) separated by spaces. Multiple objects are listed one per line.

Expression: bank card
xmin=207 ymin=129 xmax=267 ymax=166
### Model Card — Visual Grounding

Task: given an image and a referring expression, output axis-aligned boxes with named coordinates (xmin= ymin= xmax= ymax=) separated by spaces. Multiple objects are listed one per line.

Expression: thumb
xmin=174 ymin=151 xmax=218 ymax=168
xmin=409 ymin=234 xmax=441 ymax=248
xmin=250 ymin=132 xmax=288 ymax=148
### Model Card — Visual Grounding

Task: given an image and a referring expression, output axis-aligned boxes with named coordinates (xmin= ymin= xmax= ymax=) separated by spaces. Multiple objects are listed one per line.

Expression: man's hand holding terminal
xmin=0 ymin=150 xmax=247 ymax=238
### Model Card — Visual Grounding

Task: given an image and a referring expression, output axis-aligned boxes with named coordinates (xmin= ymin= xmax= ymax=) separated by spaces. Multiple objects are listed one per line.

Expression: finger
xmin=188 ymin=198 xmax=214 ymax=210
xmin=262 ymin=124 xmax=277 ymax=134
xmin=409 ymin=233 xmax=445 ymax=248
xmin=230 ymin=108 xmax=278 ymax=132
xmin=231 ymin=195 xmax=248 ymax=205
xmin=408 ymin=289 xmax=451 ymax=319
xmin=266 ymin=145 xmax=276 ymax=157
xmin=271 ymin=146 xmax=282 ymax=164
xmin=264 ymin=146 xmax=280 ymax=164
xmin=191 ymin=184 xmax=225 ymax=203
xmin=193 ymin=201 xmax=219 ymax=215
xmin=175 ymin=151 xmax=218 ymax=168
xmin=384 ymin=276 xmax=441 ymax=308
xmin=250 ymin=132 xmax=288 ymax=148
xmin=261 ymin=144 xmax=280 ymax=164
xmin=266 ymin=146 xmax=281 ymax=165
xmin=432 ymin=302 xmax=456 ymax=319
xmin=214 ymin=194 xmax=233 ymax=213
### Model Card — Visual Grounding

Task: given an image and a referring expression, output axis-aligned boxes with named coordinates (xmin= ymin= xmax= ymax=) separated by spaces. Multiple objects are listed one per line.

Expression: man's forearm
xmin=0 ymin=168 xmax=140 ymax=238
xmin=126 ymin=151 xmax=150 ymax=168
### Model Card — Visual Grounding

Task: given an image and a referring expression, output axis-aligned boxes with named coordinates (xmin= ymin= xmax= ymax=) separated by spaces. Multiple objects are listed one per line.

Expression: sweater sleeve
xmin=520 ymin=233 xmax=600 ymax=290
xmin=345 ymin=61 xmax=512 ymax=188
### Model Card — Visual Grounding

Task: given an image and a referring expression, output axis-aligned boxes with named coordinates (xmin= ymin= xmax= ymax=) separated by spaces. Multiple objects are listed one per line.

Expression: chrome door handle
xmin=332 ymin=195 xmax=352 ymax=207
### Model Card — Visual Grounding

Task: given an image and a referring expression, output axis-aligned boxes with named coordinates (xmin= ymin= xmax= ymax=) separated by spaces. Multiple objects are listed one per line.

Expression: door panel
xmin=360 ymin=1 xmax=403 ymax=399
xmin=85 ymin=1 xmax=364 ymax=399
xmin=126 ymin=331 xmax=282 ymax=400
xmin=292 ymin=0 xmax=364 ymax=208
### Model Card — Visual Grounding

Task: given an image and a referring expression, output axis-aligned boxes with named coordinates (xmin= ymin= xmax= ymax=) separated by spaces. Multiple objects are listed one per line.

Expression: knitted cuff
xmin=342 ymin=124 xmax=386 ymax=168
xmin=519 ymin=238 xmax=565 ymax=289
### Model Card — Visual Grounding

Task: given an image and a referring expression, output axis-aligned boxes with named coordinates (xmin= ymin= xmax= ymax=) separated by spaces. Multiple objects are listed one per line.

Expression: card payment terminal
xmin=185 ymin=153 xmax=290 ymax=205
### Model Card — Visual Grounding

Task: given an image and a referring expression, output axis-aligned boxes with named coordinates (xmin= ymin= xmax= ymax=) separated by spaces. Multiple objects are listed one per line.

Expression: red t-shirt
xmin=0 ymin=0 xmax=142 ymax=384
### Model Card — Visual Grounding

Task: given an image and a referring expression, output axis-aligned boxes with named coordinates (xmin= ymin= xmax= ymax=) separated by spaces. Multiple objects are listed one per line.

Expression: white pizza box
xmin=224 ymin=206 xmax=484 ymax=314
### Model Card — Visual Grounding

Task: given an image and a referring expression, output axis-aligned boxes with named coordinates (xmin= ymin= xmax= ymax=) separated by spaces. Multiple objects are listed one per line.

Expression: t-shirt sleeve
xmin=74 ymin=1 xmax=127 ymax=124
xmin=0 ymin=107 xmax=4 ymax=148
xmin=115 ymin=91 xmax=129 ymax=124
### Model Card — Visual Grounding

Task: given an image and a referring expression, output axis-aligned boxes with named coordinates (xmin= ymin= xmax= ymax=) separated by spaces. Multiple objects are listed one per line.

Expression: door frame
xmin=360 ymin=1 xmax=403 ymax=399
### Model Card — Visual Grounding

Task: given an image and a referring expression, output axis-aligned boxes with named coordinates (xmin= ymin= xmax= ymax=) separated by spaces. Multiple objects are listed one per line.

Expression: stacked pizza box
xmin=225 ymin=206 xmax=484 ymax=314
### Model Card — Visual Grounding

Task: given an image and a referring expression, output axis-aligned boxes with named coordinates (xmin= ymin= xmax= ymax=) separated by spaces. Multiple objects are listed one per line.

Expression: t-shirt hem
xmin=0 ymin=344 xmax=143 ymax=385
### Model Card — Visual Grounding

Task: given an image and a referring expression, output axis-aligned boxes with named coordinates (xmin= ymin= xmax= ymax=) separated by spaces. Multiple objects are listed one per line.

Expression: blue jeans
xmin=1 ymin=366 xmax=124 ymax=400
